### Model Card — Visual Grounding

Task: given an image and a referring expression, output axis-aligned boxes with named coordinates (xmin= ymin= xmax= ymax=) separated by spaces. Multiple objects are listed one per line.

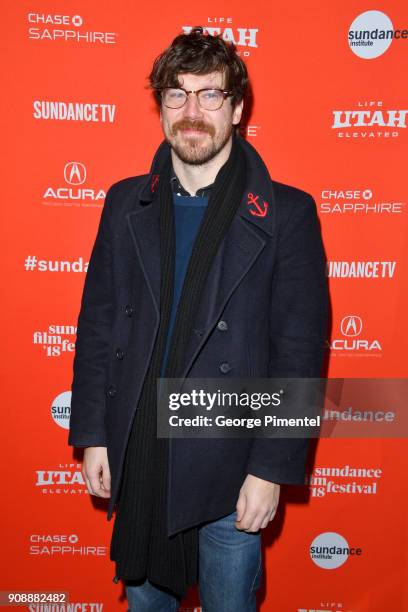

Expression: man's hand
xmin=82 ymin=446 xmax=111 ymax=498
xmin=235 ymin=474 xmax=280 ymax=532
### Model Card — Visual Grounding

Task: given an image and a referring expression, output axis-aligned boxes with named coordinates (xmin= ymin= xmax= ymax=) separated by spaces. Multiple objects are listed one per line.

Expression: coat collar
xmin=138 ymin=134 xmax=276 ymax=237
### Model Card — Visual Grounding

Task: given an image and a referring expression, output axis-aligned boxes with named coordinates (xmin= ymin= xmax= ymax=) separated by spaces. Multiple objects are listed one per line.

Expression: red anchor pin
xmin=247 ymin=192 xmax=268 ymax=217
xmin=151 ymin=174 xmax=159 ymax=193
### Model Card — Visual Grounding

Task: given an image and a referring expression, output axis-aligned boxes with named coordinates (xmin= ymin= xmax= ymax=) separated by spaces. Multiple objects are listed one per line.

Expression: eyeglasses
xmin=160 ymin=88 xmax=232 ymax=111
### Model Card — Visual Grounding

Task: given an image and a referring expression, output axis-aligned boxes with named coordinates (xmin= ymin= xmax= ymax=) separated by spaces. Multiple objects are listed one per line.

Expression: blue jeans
xmin=125 ymin=510 xmax=262 ymax=612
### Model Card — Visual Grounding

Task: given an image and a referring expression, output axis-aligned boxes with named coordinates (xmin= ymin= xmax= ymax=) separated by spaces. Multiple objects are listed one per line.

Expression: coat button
xmin=107 ymin=385 xmax=117 ymax=398
xmin=116 ymin=348 xmax=124 ymax=360
xmin=219 ymin=362 xmax=231 ymax=374
xmin=217 ymin=320 xmax=228 ymax=331
xmin=125 ymin=304 xmax=134 ymax=317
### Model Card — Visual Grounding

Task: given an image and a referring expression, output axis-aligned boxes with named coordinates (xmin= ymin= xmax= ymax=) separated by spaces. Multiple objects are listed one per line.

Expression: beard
xmin=166 ymin=118 xmax=233 ymax=166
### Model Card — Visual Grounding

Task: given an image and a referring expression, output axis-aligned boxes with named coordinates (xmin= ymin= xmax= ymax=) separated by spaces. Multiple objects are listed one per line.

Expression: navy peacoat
xmin=68 ymin=136 xmax=328 ymax=536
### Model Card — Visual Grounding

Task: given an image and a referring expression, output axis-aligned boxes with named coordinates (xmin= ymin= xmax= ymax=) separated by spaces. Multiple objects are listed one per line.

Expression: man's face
xmin=160 ymin=71 xmax=243 ymax=166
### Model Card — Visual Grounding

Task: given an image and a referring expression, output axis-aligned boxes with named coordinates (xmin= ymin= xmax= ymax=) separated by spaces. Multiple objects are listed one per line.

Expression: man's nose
xmin=182 ymin=93 xmax=203 ymax=119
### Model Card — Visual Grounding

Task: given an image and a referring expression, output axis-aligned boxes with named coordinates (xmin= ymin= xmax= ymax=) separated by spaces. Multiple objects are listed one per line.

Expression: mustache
xmin=172 ymin=119 xmax=215 ymax=137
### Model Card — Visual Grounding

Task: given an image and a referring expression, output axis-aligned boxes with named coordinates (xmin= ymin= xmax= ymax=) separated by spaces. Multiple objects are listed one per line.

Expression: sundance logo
xmin=326 ymin=261 xmax=396 ymax=278
xmin=348 ymin=10 xmax=407 ymax=59
xmin=51 ymin=391 xmax=71 ymax=430
xmin=24 ymin=256 xmax=89 ymax=273
xmin=310 ymin=532 xmax=362 ymax=569
xmin=33 ymin=101 xmax=116 ymax=123
xmin=308 ymin=465 xmax=382 ymax=498
xmin=33 ymin=324 xmax=76 ymax=358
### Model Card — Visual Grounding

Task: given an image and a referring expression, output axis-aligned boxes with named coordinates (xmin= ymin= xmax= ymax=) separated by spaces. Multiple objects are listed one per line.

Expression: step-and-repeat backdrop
xmin=2 ymin=1 xmax=407 ymax=611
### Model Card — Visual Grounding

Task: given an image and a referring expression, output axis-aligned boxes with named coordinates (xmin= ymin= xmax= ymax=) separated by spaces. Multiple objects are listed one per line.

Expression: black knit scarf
xmin=110 ymin=136 xmax=247 ymax=600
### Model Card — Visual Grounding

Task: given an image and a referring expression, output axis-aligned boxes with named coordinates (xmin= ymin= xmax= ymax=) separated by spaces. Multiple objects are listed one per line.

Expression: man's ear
xmin=232 ymin=100 xmax=244 ymax=126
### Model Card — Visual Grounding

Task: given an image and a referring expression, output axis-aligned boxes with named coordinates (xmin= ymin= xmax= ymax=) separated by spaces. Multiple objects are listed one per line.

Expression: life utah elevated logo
xmin=182 ymin=18 xmax=259 ymax=57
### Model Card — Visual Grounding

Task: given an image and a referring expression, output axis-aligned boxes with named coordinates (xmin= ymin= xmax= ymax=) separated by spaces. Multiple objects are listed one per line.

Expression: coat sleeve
xmin=246 ymin=192 xmax=328 ymax=484
xmin=67 ymin=184 xmax=117 ymax=448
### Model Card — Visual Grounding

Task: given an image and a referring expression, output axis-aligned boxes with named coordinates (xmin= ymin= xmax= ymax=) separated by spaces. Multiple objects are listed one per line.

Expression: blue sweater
xmin=160 ymin=193 xmax=208 ymax=374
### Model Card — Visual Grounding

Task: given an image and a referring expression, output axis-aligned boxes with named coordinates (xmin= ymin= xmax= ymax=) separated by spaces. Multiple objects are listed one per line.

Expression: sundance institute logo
xmin=51 ymin=391 xmax=71 ymax=430
xmin=310 ymin=532 xmax=362 ymax=569
xmin=348 ymin=10 xmax=407 ymax=59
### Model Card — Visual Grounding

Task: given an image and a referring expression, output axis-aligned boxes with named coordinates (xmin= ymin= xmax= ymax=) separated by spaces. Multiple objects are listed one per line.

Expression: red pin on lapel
xmin=247 ymin=192 xmax=268 ymax=217
xmin=151 ymin=174 xmax=159 ymax=193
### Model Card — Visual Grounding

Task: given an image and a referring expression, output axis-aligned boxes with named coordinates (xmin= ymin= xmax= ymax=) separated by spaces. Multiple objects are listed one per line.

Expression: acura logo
xmin=341 ymin=315 xmax=363 ymax=337
xmin=64 ymin=162 xmax=86 ymax=185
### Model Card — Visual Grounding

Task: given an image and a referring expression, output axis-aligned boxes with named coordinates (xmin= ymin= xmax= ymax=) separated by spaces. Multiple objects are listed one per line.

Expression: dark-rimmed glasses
xmin=160 ymin=88 xmax=232 ymax=111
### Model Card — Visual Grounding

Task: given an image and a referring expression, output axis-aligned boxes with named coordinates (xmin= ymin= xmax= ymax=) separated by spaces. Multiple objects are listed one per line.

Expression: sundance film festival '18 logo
xmin=42 ymin=162 xmax=106 ymax=207
xmin=328 ymin=315 xmax=382 ymax=356
xmin=308 ymin=465 xmax=382 ymax=498
xmin=27 ymin=12 xmax=117 ymax=44
xmin=182 ymin=18 xmax=258 ymax=56
xmin=348 ymin=10 xmax=407 ymax=59
xmin=33 ymin=324 xmax=76 ymax=357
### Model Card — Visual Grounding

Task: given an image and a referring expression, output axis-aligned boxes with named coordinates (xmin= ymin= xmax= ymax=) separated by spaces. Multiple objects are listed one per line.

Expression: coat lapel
xmin=126 ymin=195 xmax=161 ymax=316
xmin=125 ymin=141 xmax=172 ymax=313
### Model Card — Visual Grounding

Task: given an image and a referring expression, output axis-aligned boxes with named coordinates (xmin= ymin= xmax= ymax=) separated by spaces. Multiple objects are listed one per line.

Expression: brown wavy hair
xmin=149 ymin=27 xmax=248 ymax=108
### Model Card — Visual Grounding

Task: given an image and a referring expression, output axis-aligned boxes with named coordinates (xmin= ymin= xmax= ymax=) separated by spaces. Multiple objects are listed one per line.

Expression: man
xmin=68 ymin=27 xmax=328 ymax=612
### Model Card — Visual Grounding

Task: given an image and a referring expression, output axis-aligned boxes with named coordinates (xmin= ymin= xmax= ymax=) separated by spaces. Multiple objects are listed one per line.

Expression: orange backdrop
xmin=2 ymin=1 xmax=408 ymax=611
